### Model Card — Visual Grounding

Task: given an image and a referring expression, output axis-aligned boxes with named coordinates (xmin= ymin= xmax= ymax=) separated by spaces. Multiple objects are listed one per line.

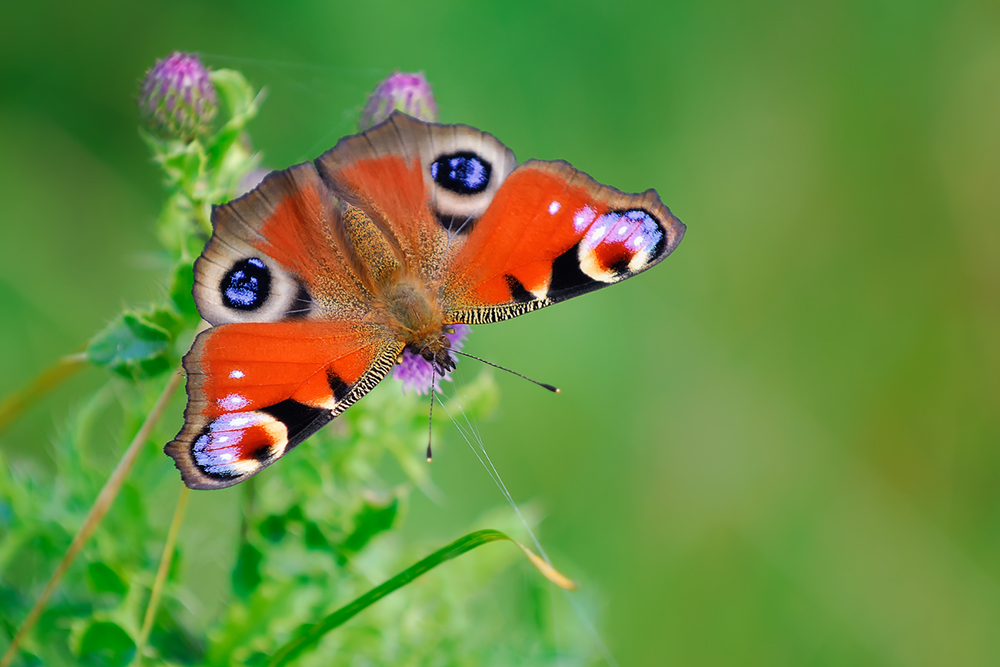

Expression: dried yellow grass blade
xmin=514 ymin=540 xmax=578 ymax=590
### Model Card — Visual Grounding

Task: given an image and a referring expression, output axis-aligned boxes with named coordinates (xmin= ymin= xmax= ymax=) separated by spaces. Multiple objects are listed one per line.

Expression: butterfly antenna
xmin=452 ymin=212 xmax=477 ymax=237
xmin=444 ymin=212 xmax=476 ymax=255
xmin=453 ymin=350 xmax=560 ymax=393
xmin=426 ymin=364 xmax=436 ymax=462
xmin=435 ymin=391 xmax=620 ymax=667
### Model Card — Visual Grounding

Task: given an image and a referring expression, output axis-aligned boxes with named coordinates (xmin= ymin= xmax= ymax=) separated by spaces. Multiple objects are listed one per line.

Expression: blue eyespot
xmin=221 ymin=258 xmax=271 ymax=311
xmin=430 ymin=152 xmax=491 ymax=195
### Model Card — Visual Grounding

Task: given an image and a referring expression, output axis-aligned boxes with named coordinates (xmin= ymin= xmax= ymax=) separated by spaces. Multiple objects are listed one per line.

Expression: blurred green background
xmin=2 ymin=0 xmax=999 ymax=664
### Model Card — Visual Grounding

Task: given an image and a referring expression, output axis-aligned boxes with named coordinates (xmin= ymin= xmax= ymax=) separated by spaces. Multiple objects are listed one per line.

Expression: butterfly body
xmin=166 ymin=113 xmax=685 ymax=489
xmin=338 ymin=200 xmax=455 ymax=368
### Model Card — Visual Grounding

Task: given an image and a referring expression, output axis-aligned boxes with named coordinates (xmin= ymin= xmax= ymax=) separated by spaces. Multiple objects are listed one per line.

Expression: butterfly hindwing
xmin=166 ymin=321 xmax=399 ymax=489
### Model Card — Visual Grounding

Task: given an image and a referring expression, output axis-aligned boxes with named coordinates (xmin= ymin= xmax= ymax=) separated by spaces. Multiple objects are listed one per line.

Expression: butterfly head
xmin=375 ymin=278 xmax=455 ymax=374
xmin=413 ymin=333 xmax=457 ymax=375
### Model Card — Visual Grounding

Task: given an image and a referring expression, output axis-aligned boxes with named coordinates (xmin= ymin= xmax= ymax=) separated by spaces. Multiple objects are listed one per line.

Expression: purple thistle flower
xmin=359 ymin=71 xmax=438 ymax=131
xmin=139 ymin=52 xmax=217 ymax=140
xmin=393 ymin=325 xmax=470 ymax=395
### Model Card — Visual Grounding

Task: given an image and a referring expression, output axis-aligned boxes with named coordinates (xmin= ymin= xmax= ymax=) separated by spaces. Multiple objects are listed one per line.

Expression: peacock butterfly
xmin=165 ymin=112 xmax=686 ymax=489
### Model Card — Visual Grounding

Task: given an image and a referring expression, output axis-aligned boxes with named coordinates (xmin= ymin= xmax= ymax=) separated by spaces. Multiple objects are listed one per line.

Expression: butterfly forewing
xmin=314 ymin=113 xmax=517 ymax=282
xmin=195 ymin=163 xmax=372 ymax=325
xmin=441 ymin=160 xmax=685 ymax=324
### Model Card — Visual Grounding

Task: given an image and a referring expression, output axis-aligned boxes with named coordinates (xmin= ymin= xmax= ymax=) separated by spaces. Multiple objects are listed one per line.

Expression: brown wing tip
xmin=658 ymin=203 xmax=686 ymax=260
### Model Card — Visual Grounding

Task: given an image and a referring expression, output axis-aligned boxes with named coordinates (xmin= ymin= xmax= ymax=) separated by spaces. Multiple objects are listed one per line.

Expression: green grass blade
xmin=265 ymin=528 xmax=573 ymax=666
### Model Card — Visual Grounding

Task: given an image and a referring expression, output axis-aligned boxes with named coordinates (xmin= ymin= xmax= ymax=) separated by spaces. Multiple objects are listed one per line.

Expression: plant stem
xmin=0 ymin=369 xmax=184 ymax=667
xmin=0 ymin=353 xmax=87 ymax=436
xmin=133 ymin=485 xmax=190 ymax=666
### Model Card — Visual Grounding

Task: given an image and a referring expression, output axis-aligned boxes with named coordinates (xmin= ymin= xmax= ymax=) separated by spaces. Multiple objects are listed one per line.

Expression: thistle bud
xmin=139 ymin=52 xmax=217 ymax=140
xmin=359 ymin=71 xmax=438 ymax=130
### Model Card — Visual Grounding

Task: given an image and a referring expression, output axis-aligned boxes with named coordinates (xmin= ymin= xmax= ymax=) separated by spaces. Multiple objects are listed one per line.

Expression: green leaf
xmin=168 ymin=544 xmax=183 ymax=582
xmin=207 ymin=69 xmax=262 ymax=171
xmin=148 ymin=605 xmax=206 ymax=665
xmin=144 ymin=305 xmax=184 ymax=338
xmin=78 ymin=621 xmax=135 ymax=667
xmin=10 ymin=651 xmax=42 ymax=667
xmin=86 ymin=312 xmax=173 ymax=379
xmin=86 ymin=562 xmax=128 ymax=597
xmin=169 ymin=261 xmax=200 ymax=325
xmin=258 ymin=514 xmax=286 ymax=543
xmin=232 ymin=542 xmax=263 ymax=597
xmin=209 ymin=69 xmax=257 ymax=123
xmin=0 ymin=586 xmax=24 ymax=630
xmin=157 ymin=139 xmax=208 ymax=192
xmin=154 ymin=193 xmax=191 ymax=256
xmin=340 ymin=495 xmax=400 ymax=555
xmin=245 ymin=652 xmax=270 ymax=667
xmin=302 ymin=522 xmax=330 ymax=551
xmin=284 ymin=504 xmax=304 ymax=523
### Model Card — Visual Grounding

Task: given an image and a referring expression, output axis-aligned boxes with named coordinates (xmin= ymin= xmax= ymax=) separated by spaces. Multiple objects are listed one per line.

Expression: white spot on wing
xmin=229 ymin=369 xmax=245 ymax=379
xmin=548 ymin=201 xmax=561 ymax=215
xmin=573 ymin=206 xmax=597 ymax=232
xmin=219 ymin=393 xmax=249 ymax=411
xmin=626 ymin=216 xmax=662 ymax=254
xmin=583 ymin=222 xmax=611 ymax=249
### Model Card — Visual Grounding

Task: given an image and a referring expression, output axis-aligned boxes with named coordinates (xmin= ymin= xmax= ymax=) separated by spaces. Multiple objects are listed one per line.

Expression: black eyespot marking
xmin=326 ymin=370 xmax=351 ymax=404
xmin=221 ymin=258 xmax=271 ymax=311
xmin=504 ymin=274 xmax=535 ymax=303
xmin=430 ymin=152 xmax=491 ymax=195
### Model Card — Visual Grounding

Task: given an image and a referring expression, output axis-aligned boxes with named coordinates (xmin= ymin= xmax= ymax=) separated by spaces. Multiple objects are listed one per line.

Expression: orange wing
xmin=314 ymin=113 xmax=685 ymax=325
xmin=167 ymin=321 xmax=398 ymax=489
xmin=441 ymin=161 xmax=685 ymax=324
xmin=167 ymin=161 xmax=400 ymax=489
xmin=314 ymin=112 xmax=517 ymax=286
xmin=167 ymin=112 xmax=685 ymax=489
xmin=192 ymin=162 xmax=372 ymax=326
